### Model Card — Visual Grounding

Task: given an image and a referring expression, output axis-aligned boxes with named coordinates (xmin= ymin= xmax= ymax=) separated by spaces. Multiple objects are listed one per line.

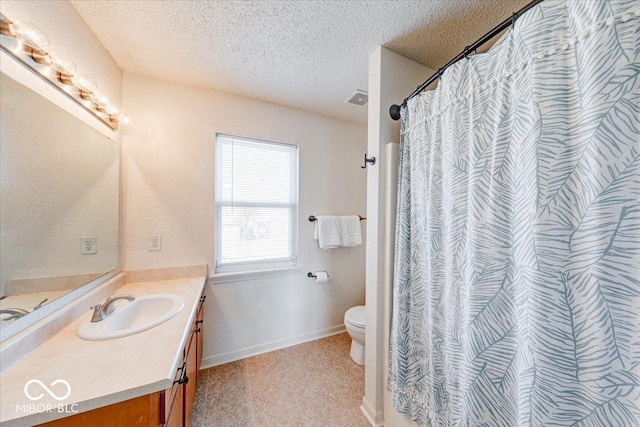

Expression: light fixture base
xmin=0 ymin=12 xmax=120 ymax=131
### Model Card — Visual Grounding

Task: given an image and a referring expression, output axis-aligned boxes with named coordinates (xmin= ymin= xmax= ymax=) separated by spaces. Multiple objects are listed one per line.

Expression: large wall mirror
xmin=0 ymin=70 xmax=119 ymax=335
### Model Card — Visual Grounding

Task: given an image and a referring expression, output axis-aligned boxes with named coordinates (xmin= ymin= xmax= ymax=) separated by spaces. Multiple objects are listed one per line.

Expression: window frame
xmin=214 ymin=133 xmax=299 ymax=274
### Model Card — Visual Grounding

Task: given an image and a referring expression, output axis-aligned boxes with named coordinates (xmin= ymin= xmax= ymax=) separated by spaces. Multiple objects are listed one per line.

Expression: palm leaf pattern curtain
xmin=388 ymin=0 xmax=640 ymax=425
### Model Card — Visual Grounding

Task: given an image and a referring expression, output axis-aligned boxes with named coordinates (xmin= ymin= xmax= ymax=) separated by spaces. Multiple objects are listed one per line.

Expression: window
xmin=215 ymin=134 xmax=298 ymax=272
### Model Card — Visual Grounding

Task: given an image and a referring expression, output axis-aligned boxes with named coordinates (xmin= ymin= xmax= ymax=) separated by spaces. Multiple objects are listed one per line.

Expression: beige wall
xmin=122 ymin=74 xmax=367 ymax=365
xmin=365 ymin=46 xmax=433 ymax=426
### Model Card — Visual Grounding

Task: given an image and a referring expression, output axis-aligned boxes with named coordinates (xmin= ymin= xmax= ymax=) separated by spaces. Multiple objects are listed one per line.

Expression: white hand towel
xmin=339 ymin=215 xmax=362 ymax=247
xmin=314 ymin=215 xmax=342 ymax=250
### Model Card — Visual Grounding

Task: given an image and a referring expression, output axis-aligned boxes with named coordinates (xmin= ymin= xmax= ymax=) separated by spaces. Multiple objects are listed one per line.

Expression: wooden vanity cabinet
xmin=164 ymin=381 xmax=183 ymax=427
xmin=39 ymin=294 xmax=206 ymax=427
xmin=195 ymin=300 xmax=204 ymax=378
xmin=182 ymin=297 xmax=203 ymax=427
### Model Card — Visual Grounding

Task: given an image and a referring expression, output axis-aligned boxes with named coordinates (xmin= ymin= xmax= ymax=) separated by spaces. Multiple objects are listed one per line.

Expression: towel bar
xmin=309 ymin=215 xmax=366 ymax=222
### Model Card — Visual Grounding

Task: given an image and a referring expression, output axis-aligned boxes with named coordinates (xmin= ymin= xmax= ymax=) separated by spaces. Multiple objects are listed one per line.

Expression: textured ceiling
xmin=71 ymin=0 xmax=530 ymax=124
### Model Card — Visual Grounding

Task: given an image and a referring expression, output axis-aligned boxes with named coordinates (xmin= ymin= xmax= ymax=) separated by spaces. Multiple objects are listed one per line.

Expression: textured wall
xmin=365 ymin=47 xmax=432 ymax=426
xmin=122 ymin=74 xmax=367 ymax=364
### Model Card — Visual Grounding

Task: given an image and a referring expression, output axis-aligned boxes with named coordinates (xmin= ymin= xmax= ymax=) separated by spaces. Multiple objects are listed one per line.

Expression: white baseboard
xmin=200 ymin=324 xmax=346 ymax=369
xmin=361 ymin=397 xmax=384 ymax=427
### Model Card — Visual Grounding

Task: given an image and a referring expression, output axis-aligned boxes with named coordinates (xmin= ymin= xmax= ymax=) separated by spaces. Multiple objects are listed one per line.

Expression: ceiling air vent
xmin=345 ymin=89 xmax=368 ymax=106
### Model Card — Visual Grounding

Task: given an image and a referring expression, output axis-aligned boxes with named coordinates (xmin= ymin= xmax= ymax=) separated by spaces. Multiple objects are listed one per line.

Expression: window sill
xmin=210 ymin=266 xmax=301 ymax=284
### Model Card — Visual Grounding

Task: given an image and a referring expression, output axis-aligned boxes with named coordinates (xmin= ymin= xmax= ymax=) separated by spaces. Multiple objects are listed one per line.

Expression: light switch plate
xmin=81 ymin=237 xmax=97 ymax=254
xmin=149 ymin=235 xmax=162 ymax=251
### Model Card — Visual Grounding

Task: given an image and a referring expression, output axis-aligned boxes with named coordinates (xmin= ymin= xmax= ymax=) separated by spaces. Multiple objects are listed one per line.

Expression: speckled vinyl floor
xmin=190 ymin=332 xmax=370 ymax=427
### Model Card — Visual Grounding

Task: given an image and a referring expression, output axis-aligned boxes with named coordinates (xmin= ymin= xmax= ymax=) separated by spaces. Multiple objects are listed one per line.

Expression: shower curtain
xmin=388 ymin=0 xmax=640 ymax=425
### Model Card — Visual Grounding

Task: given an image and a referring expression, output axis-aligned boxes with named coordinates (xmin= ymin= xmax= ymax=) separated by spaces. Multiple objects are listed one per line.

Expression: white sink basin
xmin=77 ymin=294 xmax=185 ymax=340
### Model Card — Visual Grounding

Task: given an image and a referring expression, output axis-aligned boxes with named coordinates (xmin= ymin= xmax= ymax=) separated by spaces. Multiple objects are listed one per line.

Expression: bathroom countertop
xmin=0 ymin=276 xmax=206 ymax=426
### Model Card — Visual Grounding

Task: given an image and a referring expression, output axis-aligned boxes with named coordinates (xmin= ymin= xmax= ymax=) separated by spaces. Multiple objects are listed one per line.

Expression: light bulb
xmin=47 ymin=52 xmax=77 ymax=75
xmin=91 ymin=91 xmax=111 ymax=109
xmin=12 ymin=20 xmax=50 ymax=51
xmin=117 ymin=113 xmax=131 ymax=126
xmin=71 ymin=73 xmax=97 ymax=94
xmin=106 ymin=104 xmax=121 ymax=117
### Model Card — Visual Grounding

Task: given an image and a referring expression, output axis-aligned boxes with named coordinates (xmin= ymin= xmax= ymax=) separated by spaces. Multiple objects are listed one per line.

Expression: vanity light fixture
xmin=72 ymin=72 xmax=97 ymax=95
xmin=116 ymin=113 xmax=131 ymax=125
xmin=11 ymin=20 xmax=50 ymax=65
xmin=47 ymin=51 xmax=77 ymax=76
xmin=91 ymin=91 xmax=112 ymax=109
xmin=105 ymin=104 xmax=121 ymax=117
xmin=12 ymin=20 xmax=50 ymax=52
xmin=0 ymin=14 xmax=128 ymax=130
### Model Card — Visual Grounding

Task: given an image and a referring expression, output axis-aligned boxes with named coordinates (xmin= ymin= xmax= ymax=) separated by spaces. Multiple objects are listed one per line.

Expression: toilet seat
xmin=345 ymin=305 xmax=365 ymax=328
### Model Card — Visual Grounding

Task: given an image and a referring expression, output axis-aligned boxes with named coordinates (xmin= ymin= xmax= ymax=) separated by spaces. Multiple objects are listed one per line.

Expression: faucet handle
xmin=89 ymin=304 xmax=105 ymax=322
xmin=89 ymin=291 xmax=114 ymax=321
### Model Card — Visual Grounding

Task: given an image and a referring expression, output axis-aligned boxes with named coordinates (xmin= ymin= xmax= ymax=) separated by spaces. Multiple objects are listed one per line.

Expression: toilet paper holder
xmin=307 ymin=272 xmax=329 ymax=279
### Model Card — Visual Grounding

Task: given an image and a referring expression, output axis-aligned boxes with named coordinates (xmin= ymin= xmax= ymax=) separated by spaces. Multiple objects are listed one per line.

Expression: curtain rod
xmin=389 ymin=0 xmax=545 ymax=121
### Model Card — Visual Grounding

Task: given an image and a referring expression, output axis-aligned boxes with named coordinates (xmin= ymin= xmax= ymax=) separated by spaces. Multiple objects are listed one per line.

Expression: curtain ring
xmin=463 ymin=46 xmax=471 ymax=58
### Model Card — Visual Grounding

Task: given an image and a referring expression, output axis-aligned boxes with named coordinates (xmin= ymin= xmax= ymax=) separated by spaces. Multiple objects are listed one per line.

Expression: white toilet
xmin=344 ymin=305 xmax=365 ymax=365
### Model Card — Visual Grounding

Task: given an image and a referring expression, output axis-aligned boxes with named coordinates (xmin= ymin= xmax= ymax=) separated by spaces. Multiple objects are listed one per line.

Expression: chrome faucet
xmin=0 ymin=308 xmax=30 ymax=321
xmin=90 ymin=292 xmax=135 ymax=322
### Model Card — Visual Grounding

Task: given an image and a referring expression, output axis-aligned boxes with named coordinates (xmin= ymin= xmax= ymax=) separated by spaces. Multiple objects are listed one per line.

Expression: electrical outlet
xmin=149 ymin=235 xmax=162 ymax=251
xmin=81 ymin=237 xmax=97 ymax=255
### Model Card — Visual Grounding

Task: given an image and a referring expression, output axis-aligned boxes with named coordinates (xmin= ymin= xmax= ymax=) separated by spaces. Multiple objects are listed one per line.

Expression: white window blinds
xmin=215 ymin=135 xmax=298 ymax=271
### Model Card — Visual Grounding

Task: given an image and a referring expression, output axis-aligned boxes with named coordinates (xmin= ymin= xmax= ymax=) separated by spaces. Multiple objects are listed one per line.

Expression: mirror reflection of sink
xmin=77 ymin=294 xmax=185 ymax=340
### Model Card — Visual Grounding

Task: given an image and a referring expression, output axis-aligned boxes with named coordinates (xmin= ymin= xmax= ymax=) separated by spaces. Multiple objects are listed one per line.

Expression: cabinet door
xmin=196 ymin=302 xmax=204 ymax=379
xmin=183 ymin=332 xmax=198 ymax=427
xmin=166 ymin=382 xmax=183 ymax=427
